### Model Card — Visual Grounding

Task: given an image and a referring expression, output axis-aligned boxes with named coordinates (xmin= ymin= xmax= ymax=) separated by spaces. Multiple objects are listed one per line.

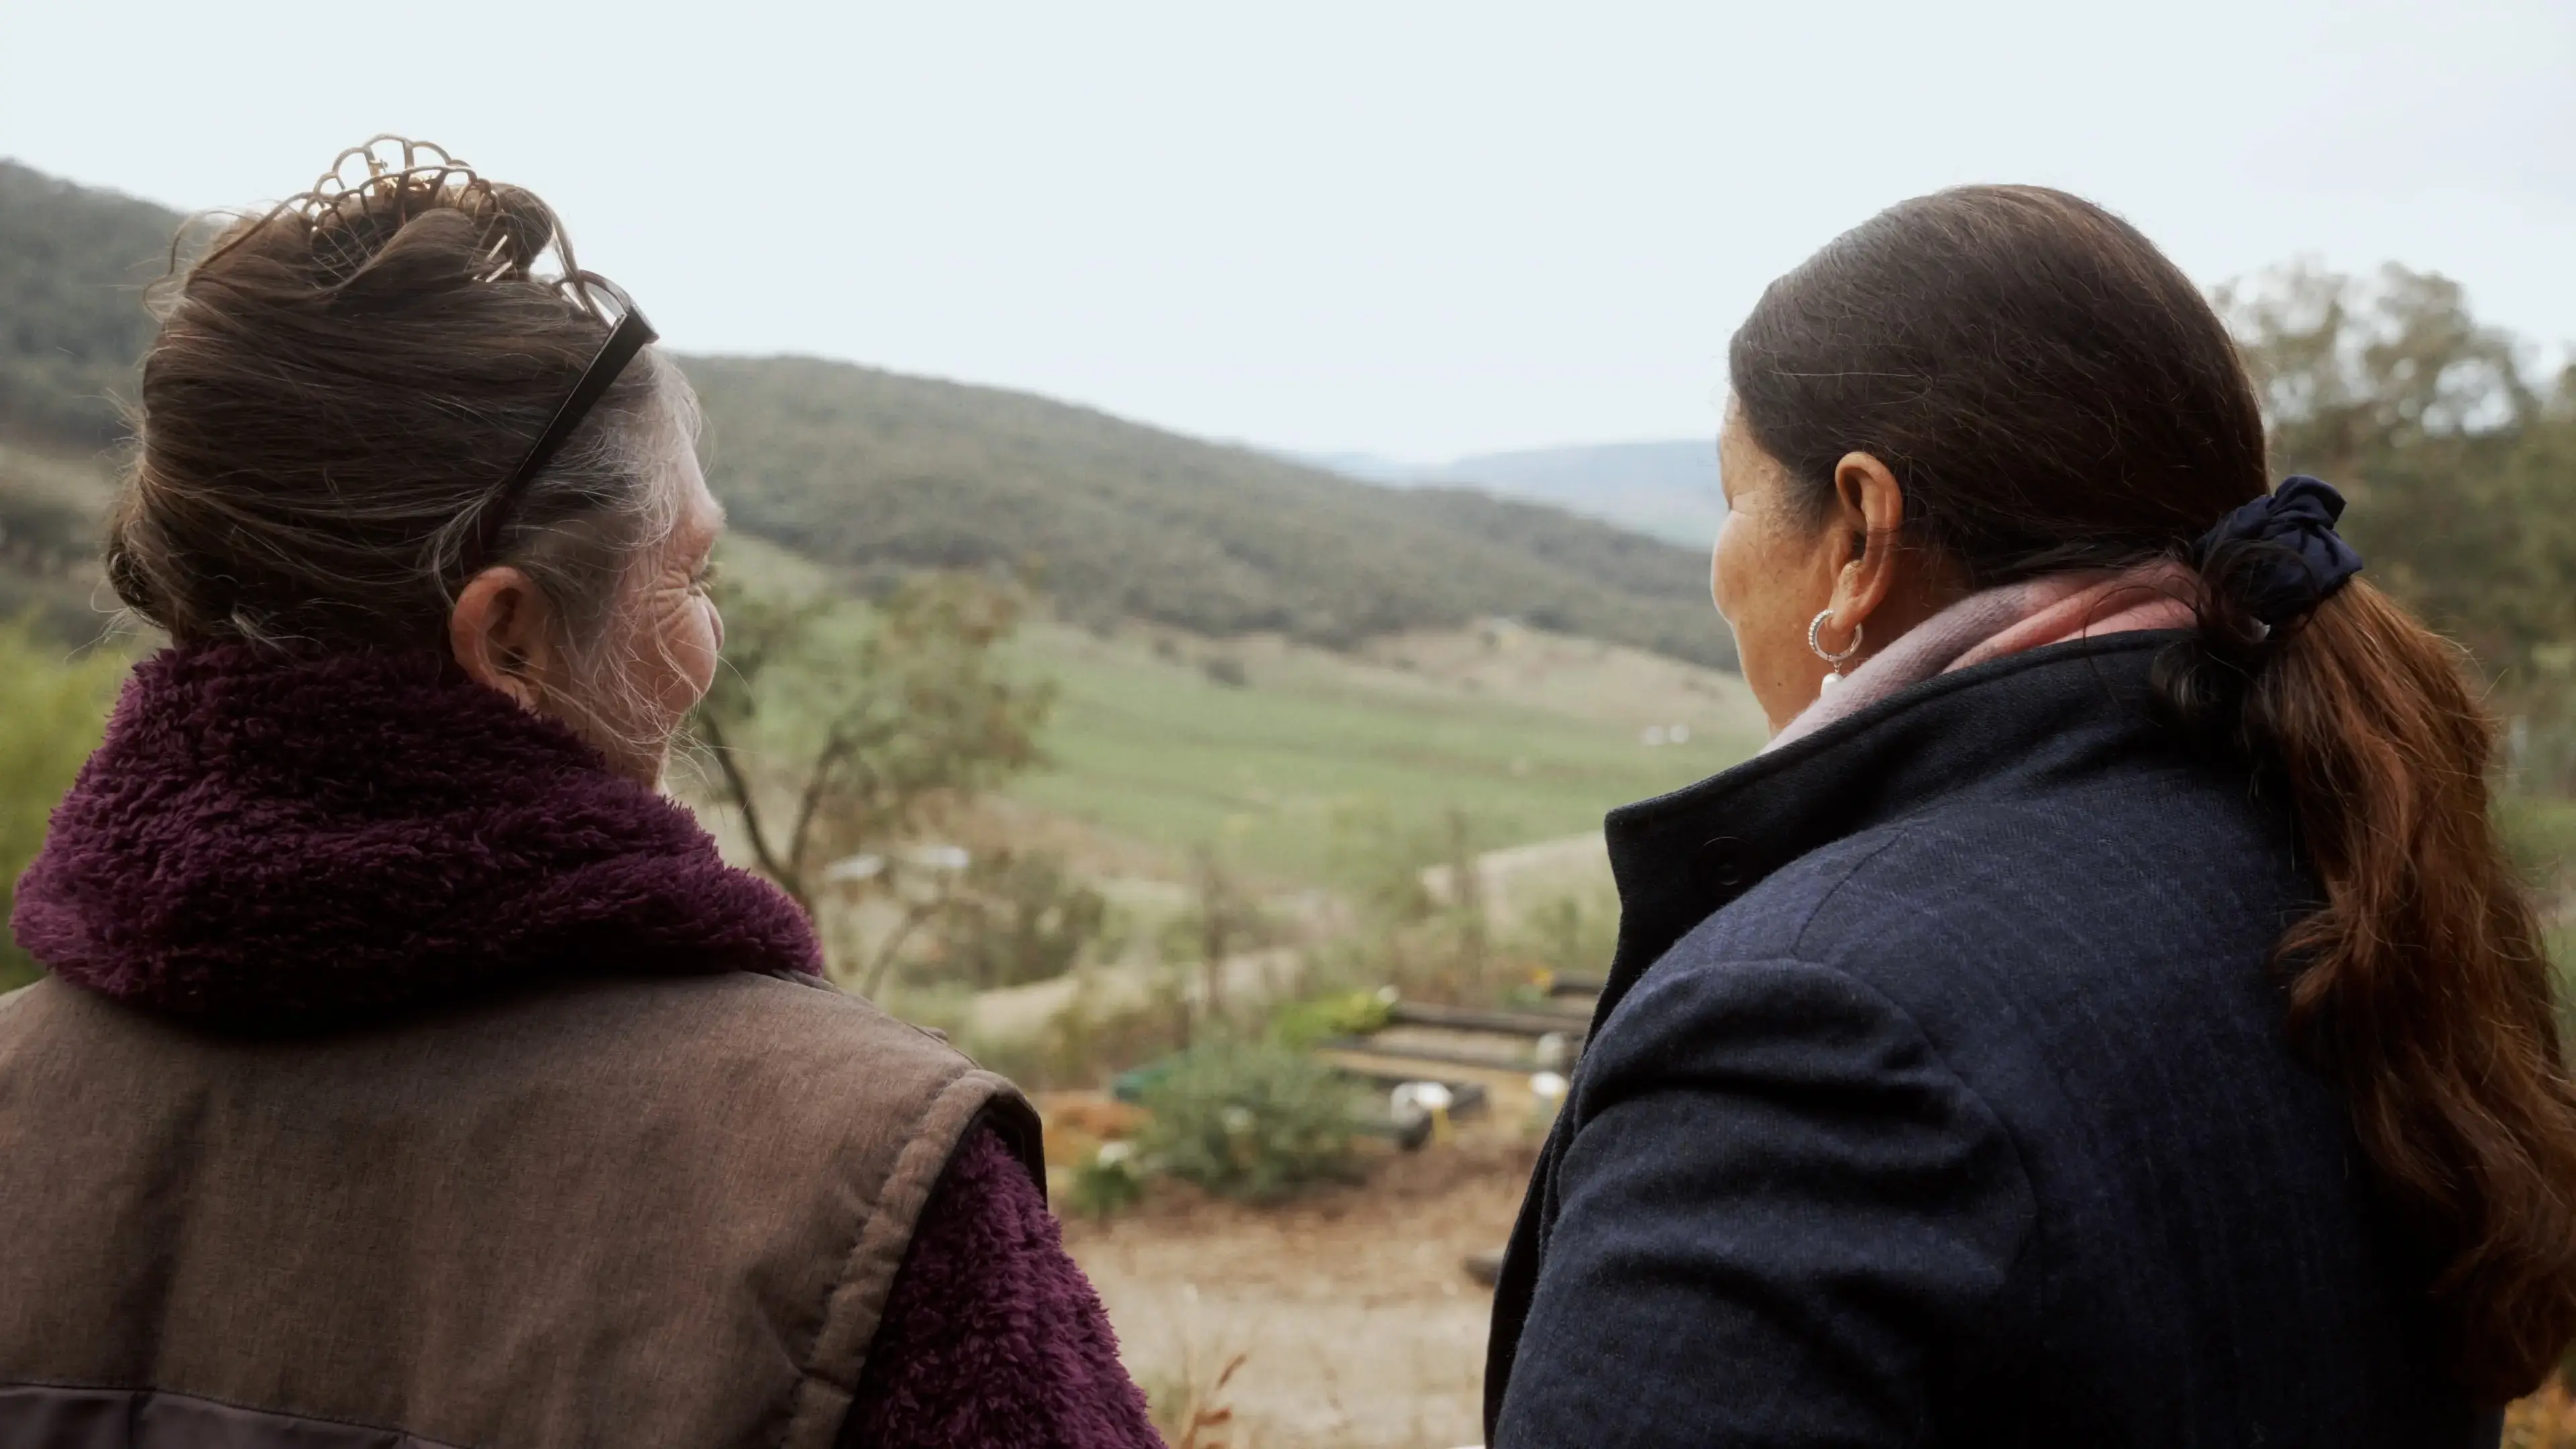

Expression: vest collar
xmin=11 ymin=643 xmax=820 ymax=1030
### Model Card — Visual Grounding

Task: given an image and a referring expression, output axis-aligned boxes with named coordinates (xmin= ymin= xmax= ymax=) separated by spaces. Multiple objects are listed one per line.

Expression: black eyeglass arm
xmin=466 ymin=307 xmax=657 ymax=570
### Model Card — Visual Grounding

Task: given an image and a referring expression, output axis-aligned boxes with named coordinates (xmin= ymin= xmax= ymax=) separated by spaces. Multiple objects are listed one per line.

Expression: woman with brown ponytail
xmin=1483 ymin=186 xmax=2576 ymax=1446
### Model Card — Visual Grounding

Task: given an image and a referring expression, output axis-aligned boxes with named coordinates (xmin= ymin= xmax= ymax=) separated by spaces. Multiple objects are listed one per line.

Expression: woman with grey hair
xmin=0 ymin=140 xmax=1158 ymax=1449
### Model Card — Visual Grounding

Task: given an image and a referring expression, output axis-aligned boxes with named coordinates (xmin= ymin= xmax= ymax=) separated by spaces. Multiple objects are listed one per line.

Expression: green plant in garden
xmin=0 ymin=621 xmax=123 ymax=989
xmin=1062 ymin=1142 xmax=1148 ymax=1219
xmin=1138 ymin=1040 xmax=1362 ymax=1203
xmin=1269 ymin=989 xmax=1395 ymax=1049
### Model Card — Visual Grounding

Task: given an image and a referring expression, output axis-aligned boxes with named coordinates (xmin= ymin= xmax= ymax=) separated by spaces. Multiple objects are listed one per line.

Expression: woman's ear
xmin=1823 ymin=450 xmax=1908 ymax=635
xmin=449 ymin=567 xmax=558 ymax=710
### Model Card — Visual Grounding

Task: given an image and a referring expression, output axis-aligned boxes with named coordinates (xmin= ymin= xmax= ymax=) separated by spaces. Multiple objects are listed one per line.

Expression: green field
xmin=685 ymin=533 xmax=1764 ymax=887
xmin=1004 ymin=622 xmax=1763 ymax=883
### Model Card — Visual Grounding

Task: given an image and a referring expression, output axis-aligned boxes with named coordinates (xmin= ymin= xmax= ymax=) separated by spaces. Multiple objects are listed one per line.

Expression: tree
xmin=930 ymin=849 xmax=1110 ymax=993
xmin=1160 ymin=846 xmax=1271 ymax=1030
xmin=2220 ymin=263 xmax=2576 ymax=673
xmin=690 ymin=571 xmax=1055 ymax=916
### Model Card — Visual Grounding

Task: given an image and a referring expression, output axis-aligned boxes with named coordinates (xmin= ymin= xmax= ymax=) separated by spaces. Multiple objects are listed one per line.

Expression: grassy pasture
xmin=706 ymin=533 xmax=1767 ymax=886
xmin=1008 ymin=622 xmax=1762 ymax=882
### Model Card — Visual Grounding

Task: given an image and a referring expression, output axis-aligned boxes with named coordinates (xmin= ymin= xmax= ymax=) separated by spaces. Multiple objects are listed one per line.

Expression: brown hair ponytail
xmin=1731 ymin=182 xmax=2576 ymax=1400
xmin=2201 ymin=579 xmax=2576 ymax=1399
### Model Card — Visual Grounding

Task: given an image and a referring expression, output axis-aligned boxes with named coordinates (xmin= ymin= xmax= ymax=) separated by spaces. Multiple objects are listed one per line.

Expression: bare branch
xmin=697 ymin=711 xmax=806 ymax=912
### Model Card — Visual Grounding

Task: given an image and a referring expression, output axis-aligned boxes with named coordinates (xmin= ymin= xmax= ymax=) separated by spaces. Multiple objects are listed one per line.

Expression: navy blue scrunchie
xmin=2196 ymin=475 xmax=2365 ymax=627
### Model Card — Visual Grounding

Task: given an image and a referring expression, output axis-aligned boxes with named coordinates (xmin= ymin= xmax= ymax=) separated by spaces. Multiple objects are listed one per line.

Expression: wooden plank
xmin=1318 ymin=1036 xmax=1548 ymax=1075
xmin=1389 ymin=1000 xmax=1588 ymax=1038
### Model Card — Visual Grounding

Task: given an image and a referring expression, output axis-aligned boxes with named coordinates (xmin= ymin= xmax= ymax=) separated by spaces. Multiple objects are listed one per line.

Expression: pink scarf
xmin=1765 ymin=565 xmax=2197 ymax=753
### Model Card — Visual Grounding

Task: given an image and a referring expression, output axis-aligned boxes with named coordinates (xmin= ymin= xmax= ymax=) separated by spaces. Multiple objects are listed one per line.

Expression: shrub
xmin=1269 ymin=988 xmax=1395 ymax=1049
xmin=933 ymin=849 xmax=1109 ymax=990
xmin=1063 ymin=1142 xmax=1148 ymax=1219
xmin=959 ymin=968 xmax=1193 ymax=1094
xmin=1515 ymin=888 xmax=1620 ymax=981
xmin=1138 ymin=1040 xmax=1362 ymax=1202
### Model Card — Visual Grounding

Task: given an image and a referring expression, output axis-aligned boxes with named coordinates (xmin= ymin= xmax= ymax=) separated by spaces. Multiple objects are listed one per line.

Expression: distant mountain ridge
xmin=1443 ymin=441 xmax=1723 ymax=546
xmin=1295 ymin=440 xmax=1725 ymax=546
xmin=0 ymin=158 xmax=1736 ymax=669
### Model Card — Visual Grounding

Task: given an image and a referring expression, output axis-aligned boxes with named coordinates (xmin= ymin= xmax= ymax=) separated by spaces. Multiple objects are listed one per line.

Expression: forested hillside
xmin=0 ymin=160 xmax=1737 ymax=667
xmin=0 ymin=162 xmax=176 ymax=447
xmin=687 ymin=357 xmax=1728 ymax=663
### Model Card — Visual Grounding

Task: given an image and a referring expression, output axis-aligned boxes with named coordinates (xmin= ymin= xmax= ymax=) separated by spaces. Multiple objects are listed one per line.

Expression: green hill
xmin=688 ymin=356 xmax=1729 ymax=665
xmin=0 ymin=162 xmax=176 ymax=448
xmin=0 ymin=158 xmax=1733 ymax=669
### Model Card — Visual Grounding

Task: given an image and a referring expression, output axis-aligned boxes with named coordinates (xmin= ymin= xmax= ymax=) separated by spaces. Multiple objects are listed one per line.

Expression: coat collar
xmin=11 ymin=643 xmax=821 ymax=1030
xmin=1593 ymin=633 xmax=2184 ymax=1028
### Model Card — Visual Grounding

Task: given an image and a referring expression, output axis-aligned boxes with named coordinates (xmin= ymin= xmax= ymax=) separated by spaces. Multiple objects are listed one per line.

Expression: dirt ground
xmin=1065 ymin=1129 xmax=2576 ymax=1448
xmin=1063 ymin=1138 xmax=1538 ymax=1449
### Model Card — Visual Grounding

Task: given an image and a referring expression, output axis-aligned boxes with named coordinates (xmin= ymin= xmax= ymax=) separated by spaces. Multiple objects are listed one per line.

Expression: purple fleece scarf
xmin=11 ymin=643 xmax=820 ymax=1029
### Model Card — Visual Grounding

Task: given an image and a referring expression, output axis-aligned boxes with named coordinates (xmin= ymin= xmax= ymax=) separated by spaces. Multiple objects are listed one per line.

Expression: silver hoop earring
xmin=1809 ymin=609 xmax=1863 ymax=692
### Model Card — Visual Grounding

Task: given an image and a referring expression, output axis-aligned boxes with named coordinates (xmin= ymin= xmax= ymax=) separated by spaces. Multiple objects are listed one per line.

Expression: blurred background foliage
xmin=2224 ymin=264 xmax=2576 ymax=688
xmin=2216 ymin=264 xmax=2576 ymax=973
xmin=690 ymin=570 xmax=1055 ymax=913
xmin=0 ymin=162 xmax=173 ymax=448
xmin=0 ymin=619 xmax=123 ymax=990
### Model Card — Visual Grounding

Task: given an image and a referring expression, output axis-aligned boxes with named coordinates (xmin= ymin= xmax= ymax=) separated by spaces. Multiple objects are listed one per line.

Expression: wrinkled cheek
xmin=611 ymin=596 xmax=722 ymax=755
xmin=678 ymin=603 xmax=722 ymax=707
xmin=652 ymin=614 xmax=720 ymax=733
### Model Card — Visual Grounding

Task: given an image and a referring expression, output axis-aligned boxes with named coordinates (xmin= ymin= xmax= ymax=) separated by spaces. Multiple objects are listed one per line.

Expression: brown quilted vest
xmin=0 ymin=971 xmax=1040 ymax=1448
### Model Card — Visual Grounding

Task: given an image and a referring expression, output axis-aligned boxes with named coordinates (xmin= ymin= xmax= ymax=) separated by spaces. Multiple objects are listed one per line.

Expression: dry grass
xmin=1146 ymin=1344 xmax=1250 ymax=1448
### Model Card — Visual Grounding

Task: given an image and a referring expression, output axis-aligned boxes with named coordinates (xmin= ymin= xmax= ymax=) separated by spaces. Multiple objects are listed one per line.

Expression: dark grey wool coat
xmin=1485 ymin=636 xmax=2496 ymax=1448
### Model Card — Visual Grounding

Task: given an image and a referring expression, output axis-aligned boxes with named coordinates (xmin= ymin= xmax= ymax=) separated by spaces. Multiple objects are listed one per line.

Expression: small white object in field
xmin=1641 ymin=724 xmax=1668 ymax=747
xmin=822 ymin=853 xmax=886 ymax=883
xmin=1390 ymin=1080 xmax=1456 ymax=1128
xmin=1670 ymin=722 xmax=1692 ymax=744
xmin=1530 ymin=1071 xmax=1570 ymax=1102
xmin=1535 ymin=1032 xmax=1572 ymax=1069
xmin=1095 ymin=1140 xmax=1136 ymax=1167
xmin=905 ymin=843 xmax=971 ymax=871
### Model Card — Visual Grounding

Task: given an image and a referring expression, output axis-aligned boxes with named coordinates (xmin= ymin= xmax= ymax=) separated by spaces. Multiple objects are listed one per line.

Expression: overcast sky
xmin=4 ymin=0 xmax=2571 ymax=460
